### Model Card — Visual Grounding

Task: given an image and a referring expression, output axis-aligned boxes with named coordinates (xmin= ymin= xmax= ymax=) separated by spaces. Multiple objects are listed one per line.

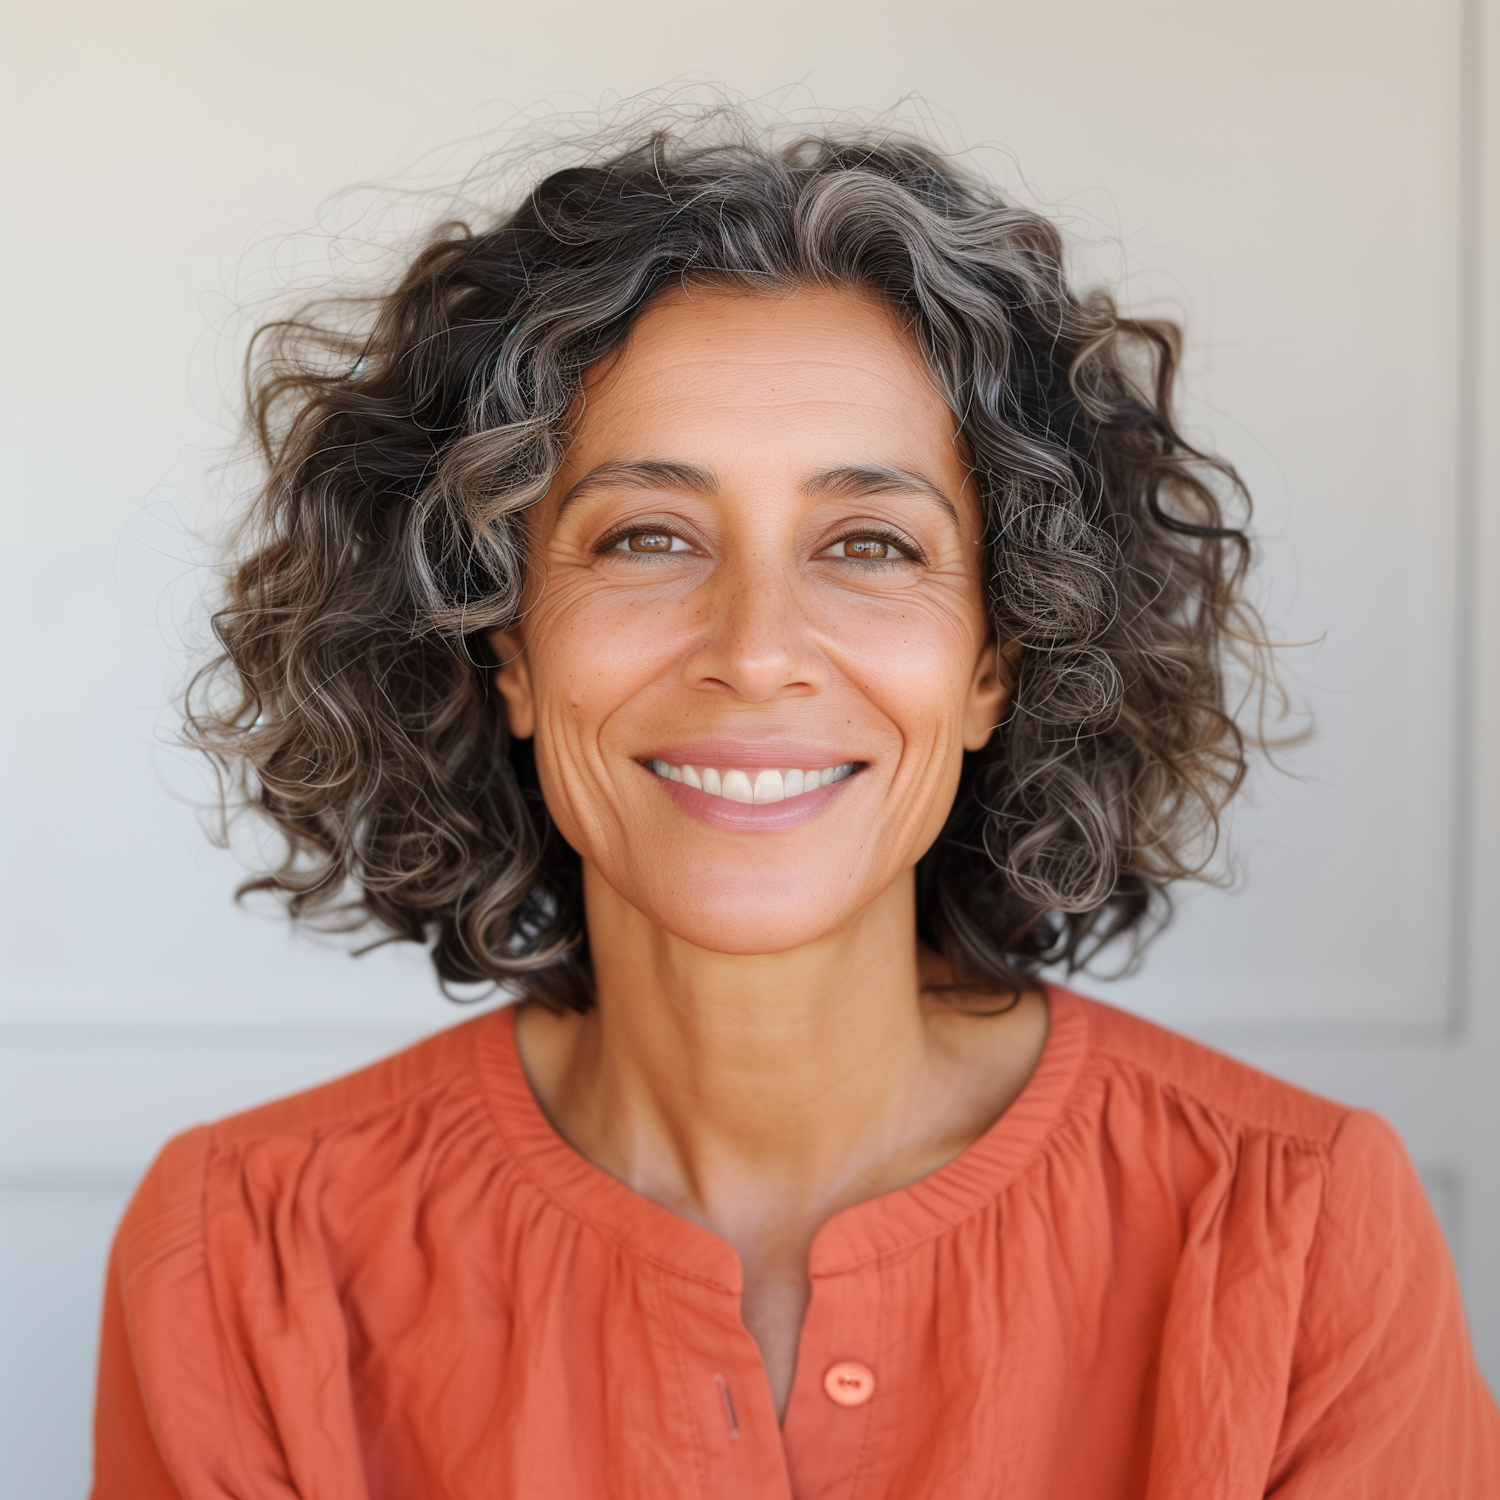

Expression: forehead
xmin=571 ymin=282 xmax=965 ymax=467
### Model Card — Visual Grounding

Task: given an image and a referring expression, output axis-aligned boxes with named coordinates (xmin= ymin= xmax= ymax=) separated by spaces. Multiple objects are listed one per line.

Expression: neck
xmin=515 ymin=858 xmax=1049 ymax=1262
xmin=512 ymin=859 xmax=1049 ymax=1420
xmin=520 ymin=862 xmax=948 ymax=1213
xmin=522 ymin=858 xmax=1050 ymax=1416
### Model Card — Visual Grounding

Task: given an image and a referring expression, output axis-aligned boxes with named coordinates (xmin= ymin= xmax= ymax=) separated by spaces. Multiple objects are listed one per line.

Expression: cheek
xmin=529 ymin=584 xmax=685 ymax=710
xmin=812 ymin=594 xmax=988 ymax=860
xmin=520 ymin=583 xmax=694 ymax=826
xmin=819 ymin=591 xmax=987 ymax=732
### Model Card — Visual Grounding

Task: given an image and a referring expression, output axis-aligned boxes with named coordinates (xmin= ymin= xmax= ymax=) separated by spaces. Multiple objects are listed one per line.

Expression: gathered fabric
xmin=92 ymin=988 xmax=1500 ymax=1498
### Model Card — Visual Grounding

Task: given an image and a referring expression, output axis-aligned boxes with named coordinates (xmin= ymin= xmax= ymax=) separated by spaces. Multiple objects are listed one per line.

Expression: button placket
xmin=654 ymin=1271 xmax=797 ymax=1497
xmin=782 ymin=1265 xmax=882 ymax=1499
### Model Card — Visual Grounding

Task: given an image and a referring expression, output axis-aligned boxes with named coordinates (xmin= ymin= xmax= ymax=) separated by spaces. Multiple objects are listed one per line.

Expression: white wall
xmin=3 ymin=2 xmax=1497 ymax=1494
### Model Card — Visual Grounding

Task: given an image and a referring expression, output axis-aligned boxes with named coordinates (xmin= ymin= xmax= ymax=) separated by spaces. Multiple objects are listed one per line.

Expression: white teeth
xmin=645 ymin=758 xmax=858 ymax=803
xmin=753 ymin=769 xmax=785 ymax=804
xmin=721 ymin=769 xmax=755 ymax=803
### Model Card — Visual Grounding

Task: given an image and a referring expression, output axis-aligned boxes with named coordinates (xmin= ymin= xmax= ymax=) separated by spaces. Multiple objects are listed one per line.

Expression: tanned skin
xmin=490 ymin=284 xmax=1048 ymax=1419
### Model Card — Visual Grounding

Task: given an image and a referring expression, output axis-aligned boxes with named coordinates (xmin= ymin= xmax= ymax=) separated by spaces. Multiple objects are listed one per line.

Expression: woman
xmin=93 ymin=118 xmax=1500 ymax=1497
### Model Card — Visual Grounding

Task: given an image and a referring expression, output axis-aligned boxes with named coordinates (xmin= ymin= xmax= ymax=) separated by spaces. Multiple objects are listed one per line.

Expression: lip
xmin=651 ymin=773 xmax=853 ymax=832
xmin=642 ymin=739 xmax=857 ymax=771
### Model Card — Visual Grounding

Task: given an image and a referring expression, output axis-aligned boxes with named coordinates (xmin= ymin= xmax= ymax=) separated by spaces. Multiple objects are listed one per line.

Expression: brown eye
xmin=611 ymin=530 xmax=686 ymax=554
xmin=818 ymin=531 xmax=921 ymax=565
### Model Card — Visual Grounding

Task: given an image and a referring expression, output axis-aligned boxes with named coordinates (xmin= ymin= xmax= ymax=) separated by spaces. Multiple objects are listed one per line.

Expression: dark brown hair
xmin=189 ymin=110 xmax=1275 ymax=1011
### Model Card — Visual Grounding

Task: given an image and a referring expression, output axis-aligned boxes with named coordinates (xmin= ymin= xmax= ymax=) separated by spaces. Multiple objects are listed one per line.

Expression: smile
xmin=644 ymin=759 xmax=857 ymax=804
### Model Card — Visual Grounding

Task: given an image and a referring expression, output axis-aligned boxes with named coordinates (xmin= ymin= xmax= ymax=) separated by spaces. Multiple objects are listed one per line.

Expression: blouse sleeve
xmin=91 ymin=1128 xmax=214 ymax=1498
xmin=90 ymin=1127 xmax=299 ymax=1500
xmin=92 ymin=1229 xmax=187 ymax=1499
xmin=1266 ymin=1110 xmax=1500 ymax=1497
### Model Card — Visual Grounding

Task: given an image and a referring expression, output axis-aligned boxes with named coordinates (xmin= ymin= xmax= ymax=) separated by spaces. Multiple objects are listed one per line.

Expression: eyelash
xmin=595 ymin=524 xmax=926 ymax=565
xmin=597 ymin=526 xmax=692 ymax=559
xmin=822 ymin=527 xmax=925 ymax=566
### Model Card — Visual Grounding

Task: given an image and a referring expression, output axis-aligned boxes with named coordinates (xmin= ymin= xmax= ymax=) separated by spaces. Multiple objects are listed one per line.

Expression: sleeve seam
xmin=1087 ymin=1041 xmax=1354 ymax=1155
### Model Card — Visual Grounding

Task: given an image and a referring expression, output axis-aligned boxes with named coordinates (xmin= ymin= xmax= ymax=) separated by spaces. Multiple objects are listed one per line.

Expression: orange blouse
xmin=92 ymin=988 xmax=1500 ymax=1498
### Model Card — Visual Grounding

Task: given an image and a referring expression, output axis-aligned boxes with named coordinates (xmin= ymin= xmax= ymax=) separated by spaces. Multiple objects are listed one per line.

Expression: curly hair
xmin=189 ymin=110 xmax=1273 ymax=1012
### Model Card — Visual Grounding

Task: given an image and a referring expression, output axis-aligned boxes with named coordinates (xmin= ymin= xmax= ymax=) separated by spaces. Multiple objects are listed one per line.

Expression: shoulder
xmin=1059 ymin=986 xmax=1354 ymax=1149
xmin=1053 ymin=987 xmax=1431 ymax=1259
xmin=206 ymin=1006 xmax=505 ymax=1147
xmin=1053 ymin=989 xmax=1447 ymax=1334
xmin=114 ymin=1007 xmax=514 ymax=1276
xmin=1042 ymin=1003 xmax=1499 ymax=1484
xmin=98 ymin=1017 xmax=516 ymax=1492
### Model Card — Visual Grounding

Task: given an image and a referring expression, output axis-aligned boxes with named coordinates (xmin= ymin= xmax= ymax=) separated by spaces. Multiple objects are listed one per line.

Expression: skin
xmin=489 ymin=282 xmax=1048 ymax=1420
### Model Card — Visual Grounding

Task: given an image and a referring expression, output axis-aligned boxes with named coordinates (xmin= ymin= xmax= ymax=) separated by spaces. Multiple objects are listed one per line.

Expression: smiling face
xmin=489 ymin=282 xmax=1010 ymax=957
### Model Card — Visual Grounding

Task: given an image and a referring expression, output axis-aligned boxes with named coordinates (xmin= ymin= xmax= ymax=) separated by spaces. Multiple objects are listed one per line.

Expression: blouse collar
xmin=476 ymin=986 xmax=1090 ymax=1293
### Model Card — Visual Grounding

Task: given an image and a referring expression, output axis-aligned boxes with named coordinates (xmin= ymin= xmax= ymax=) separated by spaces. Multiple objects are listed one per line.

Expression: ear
xmin=487 ymin=627 xmax=536 ymax=740
xmin=961 ymin=637 xmax=1018 ymax=752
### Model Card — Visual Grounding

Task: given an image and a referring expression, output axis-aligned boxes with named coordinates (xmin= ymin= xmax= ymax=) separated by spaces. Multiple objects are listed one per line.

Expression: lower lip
xmin=651 ymin=772 xmax=853 ymax=831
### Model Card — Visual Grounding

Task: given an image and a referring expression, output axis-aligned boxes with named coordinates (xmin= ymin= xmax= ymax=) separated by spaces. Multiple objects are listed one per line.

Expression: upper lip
xmin=641 ymin=739 xmax=859 ymax=769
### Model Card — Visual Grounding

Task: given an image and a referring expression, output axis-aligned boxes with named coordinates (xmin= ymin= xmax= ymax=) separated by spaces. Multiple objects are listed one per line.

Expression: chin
xmin=634 ymin=873 xmax=862 ymax=957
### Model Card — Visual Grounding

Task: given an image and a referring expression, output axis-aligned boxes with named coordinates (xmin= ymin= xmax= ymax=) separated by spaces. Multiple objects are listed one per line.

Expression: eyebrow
xmin=556 ymin=457 xmax=961 ymax=528
xmin=800 ymin=465 xmax=961 ymax=527
xmin=558 ymin=459 xmax=716 ymax=515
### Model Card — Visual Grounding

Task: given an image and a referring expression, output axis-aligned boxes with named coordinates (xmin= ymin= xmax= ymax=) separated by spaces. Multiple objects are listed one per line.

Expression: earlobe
xmin=487 ymin=627 xmax=536 ymax=740
xmin=961 ymin=639 xmax=1017 ymax=752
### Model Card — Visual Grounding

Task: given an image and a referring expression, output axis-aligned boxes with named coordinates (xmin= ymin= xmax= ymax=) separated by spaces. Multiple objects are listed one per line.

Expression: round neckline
xmin=474 ymin=985 xmax=1091 ymax=1292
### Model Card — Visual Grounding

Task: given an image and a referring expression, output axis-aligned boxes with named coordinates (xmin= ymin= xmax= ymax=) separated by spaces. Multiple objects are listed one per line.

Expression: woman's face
xmin=490 ymin=283 xmax=1010 ymax=956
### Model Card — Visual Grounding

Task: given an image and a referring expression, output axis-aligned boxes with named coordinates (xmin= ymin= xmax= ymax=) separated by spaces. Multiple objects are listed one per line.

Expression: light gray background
xmin=4 ymin=2 xmax=1499 ymax=1494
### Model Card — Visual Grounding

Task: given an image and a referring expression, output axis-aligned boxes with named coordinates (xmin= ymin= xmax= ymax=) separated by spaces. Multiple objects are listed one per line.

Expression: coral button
xmin=823 ymin=1360 xmax=876 ymax=1406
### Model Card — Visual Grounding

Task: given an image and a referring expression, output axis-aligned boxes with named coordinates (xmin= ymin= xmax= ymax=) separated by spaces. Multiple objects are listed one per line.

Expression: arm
xmin=1267 ymin=1111 xmax=1500 ymax=1497
xmin=91 ymin=1128 xmax=223 ymax=1499
xmin=91 ymin=1128 xmax=284 ymax=1499
xmin=92 ymin=1233 xmax=187 ymax=1500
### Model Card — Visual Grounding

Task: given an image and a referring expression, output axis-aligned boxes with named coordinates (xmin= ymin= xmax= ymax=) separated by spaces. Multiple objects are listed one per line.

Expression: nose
xmin=682 ymin=547 xmax=828 ymax=702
